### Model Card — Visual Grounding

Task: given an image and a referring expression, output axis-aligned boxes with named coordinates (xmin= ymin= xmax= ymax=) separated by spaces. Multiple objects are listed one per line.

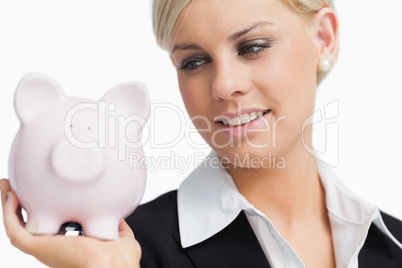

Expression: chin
xmin=213 ymin=144 xmax=287 ymax=170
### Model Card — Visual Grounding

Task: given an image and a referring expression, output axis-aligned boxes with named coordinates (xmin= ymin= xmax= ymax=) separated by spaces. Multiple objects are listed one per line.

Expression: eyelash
xmin=179 ymin=56 xmax=211 ymax=74
xmin=179 ymin=41 xmax=272 ymax=74
xmin=239 ymin=41 xmax=272 ymax=58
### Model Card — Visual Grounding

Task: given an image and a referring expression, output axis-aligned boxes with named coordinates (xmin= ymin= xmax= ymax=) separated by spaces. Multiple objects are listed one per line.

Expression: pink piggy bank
xmin=8 ymin=73 xmax=150 ymax=240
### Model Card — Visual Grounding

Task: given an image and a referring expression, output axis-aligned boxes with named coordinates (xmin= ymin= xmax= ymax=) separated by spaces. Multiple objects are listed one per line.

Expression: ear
xmin=100 ymin=81 xmax=151 ymax=126
xmin=313 ymin=7 xmax=339 ymax=69
xmin=14 ymin=73 xmax=66 ymax=123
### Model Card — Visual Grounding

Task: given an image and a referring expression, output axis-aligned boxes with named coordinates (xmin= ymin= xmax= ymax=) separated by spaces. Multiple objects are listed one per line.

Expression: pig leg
xmin=25 ymin=213 xmax=63 ymax=235
xmin=82 ymin=218 xmax=119 ymax=240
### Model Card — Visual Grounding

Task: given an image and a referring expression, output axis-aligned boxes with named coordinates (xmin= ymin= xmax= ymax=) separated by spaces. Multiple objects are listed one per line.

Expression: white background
xmin=0 ymin=0 xmax=401 ymax=267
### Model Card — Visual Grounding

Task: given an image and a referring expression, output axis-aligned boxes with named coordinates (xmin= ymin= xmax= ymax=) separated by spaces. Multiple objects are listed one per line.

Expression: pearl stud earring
xmin=318 ymin=59 xmax=331 ymax=72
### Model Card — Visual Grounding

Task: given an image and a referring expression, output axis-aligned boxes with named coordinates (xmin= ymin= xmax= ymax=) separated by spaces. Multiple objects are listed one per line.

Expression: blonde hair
xmin=152 ymin=0 xmax=337 ymax=84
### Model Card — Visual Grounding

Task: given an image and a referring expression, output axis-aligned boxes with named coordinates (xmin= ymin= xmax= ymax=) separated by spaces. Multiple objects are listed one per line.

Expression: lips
xmin=213 ymin=108 xmax=271 ymax=126
xmin=214 ymin=108 xmax=272 ymax=138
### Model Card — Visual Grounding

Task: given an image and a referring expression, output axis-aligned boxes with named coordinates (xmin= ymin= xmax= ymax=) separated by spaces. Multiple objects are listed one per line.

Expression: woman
xmin=1 ymin=0 xmax=402 ymax=267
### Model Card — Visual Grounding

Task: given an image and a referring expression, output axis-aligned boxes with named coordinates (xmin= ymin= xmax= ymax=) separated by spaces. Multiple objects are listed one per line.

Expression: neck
xmin=224 ymin=145 xmax=327 ymax=229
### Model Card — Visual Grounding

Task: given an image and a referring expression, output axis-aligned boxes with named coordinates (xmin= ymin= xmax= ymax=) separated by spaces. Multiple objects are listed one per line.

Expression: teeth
xmin=221 ymin=110 xmax=269 ymax=126
xmin=249 ymin=112 xmax=257 ymax=121
xmin=232 ymin=117 xmax=241 ymax=126
xmin=240 ymin=114 xmax=250 ymax=124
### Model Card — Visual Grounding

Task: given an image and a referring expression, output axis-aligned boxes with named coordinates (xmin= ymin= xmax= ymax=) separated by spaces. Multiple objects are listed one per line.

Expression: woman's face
xmin=170 ymin=0 xmax=321 ymax=167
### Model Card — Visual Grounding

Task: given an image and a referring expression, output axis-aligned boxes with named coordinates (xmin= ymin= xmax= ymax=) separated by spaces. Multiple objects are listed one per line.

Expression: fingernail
xmin=5 ymin=194 xmax=8 ymax=202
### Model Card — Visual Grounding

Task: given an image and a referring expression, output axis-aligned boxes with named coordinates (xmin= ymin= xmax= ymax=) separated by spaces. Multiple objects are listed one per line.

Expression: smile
xmin=220 ymin=109 xmax=271 ymax=126
xmin=214 ymin=109 xmax=272 ymax=138
xmin=214 ymin=108 xmax=271 ymax=126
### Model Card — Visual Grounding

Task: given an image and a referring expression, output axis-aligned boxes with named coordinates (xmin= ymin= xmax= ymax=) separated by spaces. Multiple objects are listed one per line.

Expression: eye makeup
xmin=238 ymin=39 xmax=273 ymax=59
xmin=177 ymin=38 xmax=274 ymax=74
xmin=179 ymin=54 xmax=211 ymax=74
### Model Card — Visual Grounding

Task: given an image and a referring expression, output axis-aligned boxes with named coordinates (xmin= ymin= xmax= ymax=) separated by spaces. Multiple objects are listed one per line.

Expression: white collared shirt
xmin=177 ymin=150 xmax=402 ymax=268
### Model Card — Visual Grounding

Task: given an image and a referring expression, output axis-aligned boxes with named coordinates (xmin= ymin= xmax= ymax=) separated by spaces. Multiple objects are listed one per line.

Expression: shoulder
xmin=381 ymin=211 xmax=402 ymax=243
xmin=128 ymin=190 xmax=178 ymax=220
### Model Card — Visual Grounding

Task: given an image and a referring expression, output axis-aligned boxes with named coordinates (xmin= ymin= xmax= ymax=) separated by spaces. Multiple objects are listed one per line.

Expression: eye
xmin=179 ymin=55 xmax=211 ymax=74
xmin=238 ymin=40 xmax=272 ymax=59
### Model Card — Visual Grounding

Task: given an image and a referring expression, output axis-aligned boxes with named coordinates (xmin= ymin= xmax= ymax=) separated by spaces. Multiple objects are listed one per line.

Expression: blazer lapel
xmin=358 ymin=221 xmax=399 ymax=268
xmin=173 ymin=211 xmax=271 ymax=268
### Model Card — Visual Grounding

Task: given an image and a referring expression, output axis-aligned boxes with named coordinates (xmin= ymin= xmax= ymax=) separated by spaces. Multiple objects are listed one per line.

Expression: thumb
xmin=118 ymin=219 xmax=134 ymax=239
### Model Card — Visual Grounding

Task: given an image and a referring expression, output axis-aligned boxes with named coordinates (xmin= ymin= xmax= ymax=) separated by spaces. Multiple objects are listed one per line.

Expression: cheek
xmin=250 ymin=36 xmax=317 ymax=149
xmin=178 ymin=78 xmax=197 ymax=112
xmin=265 ymin=37 xmax=317 ymax=117
xmin=288 ymin=43 xmax=317 ymax=125
xmin=178 ymin=77 xmax=211 ymax=127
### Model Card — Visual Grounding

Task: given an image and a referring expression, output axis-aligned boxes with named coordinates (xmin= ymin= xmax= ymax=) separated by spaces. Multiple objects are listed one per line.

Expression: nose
xmin=51 ymin=139 xmax=105 ymax=183
xmin=211 ymin=59 xmax=250 ymax=101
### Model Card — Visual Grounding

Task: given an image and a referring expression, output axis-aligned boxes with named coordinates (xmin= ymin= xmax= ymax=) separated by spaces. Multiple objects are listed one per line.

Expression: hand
xmin=0 ymin=179 xmax=141 ymax=268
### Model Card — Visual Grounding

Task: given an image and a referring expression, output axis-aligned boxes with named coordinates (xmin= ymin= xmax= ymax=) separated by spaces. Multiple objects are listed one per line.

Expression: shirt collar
xmin=178 ymin=150 xmax=242 ymax=247
xmin=177 ymin=150 xmax=397 ymax=258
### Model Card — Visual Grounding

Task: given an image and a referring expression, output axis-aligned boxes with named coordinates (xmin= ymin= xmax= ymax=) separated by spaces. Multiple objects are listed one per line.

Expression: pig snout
xmin=51 ymin=139 xmax=105 ymax=183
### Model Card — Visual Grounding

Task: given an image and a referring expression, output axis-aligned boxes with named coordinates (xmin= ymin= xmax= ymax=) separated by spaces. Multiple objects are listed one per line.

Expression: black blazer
xmin=126 ymin=191 xmax=402 ymax=268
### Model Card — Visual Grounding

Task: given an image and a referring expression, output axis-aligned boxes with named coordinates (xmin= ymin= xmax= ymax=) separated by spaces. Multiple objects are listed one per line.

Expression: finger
xmin=117 ymin=220 xmax=141 ymax=261
xmin=0 ymin=179 xmax=11 ymax=206
xmin=2 ymin=191 xmax=35 ymax=255
xmin=0 ymin=179 xmax=25 ymax=226
xmin=0 ymin=178 xmax=11 ymax=191
xmin=118 ymin=219 xmax=134 ymax=238
xmin=4 ymin=192 xmax=87 ymax=268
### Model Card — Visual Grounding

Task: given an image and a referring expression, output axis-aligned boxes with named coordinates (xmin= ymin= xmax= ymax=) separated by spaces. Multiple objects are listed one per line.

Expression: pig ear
xmin=100 ymin=81 xmax=151 ymax=125
xmin=14 ymin=73 xmax=66 ymax=123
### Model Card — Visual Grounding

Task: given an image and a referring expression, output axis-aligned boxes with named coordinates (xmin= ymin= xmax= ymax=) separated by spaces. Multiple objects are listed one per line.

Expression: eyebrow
xmin=171 ymin=43 xmax=203 ymax=54
xmin=228 ymin=21 xmax=273 ymax=42
xmin=171 ymin=20 xmax=274 ymax=54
